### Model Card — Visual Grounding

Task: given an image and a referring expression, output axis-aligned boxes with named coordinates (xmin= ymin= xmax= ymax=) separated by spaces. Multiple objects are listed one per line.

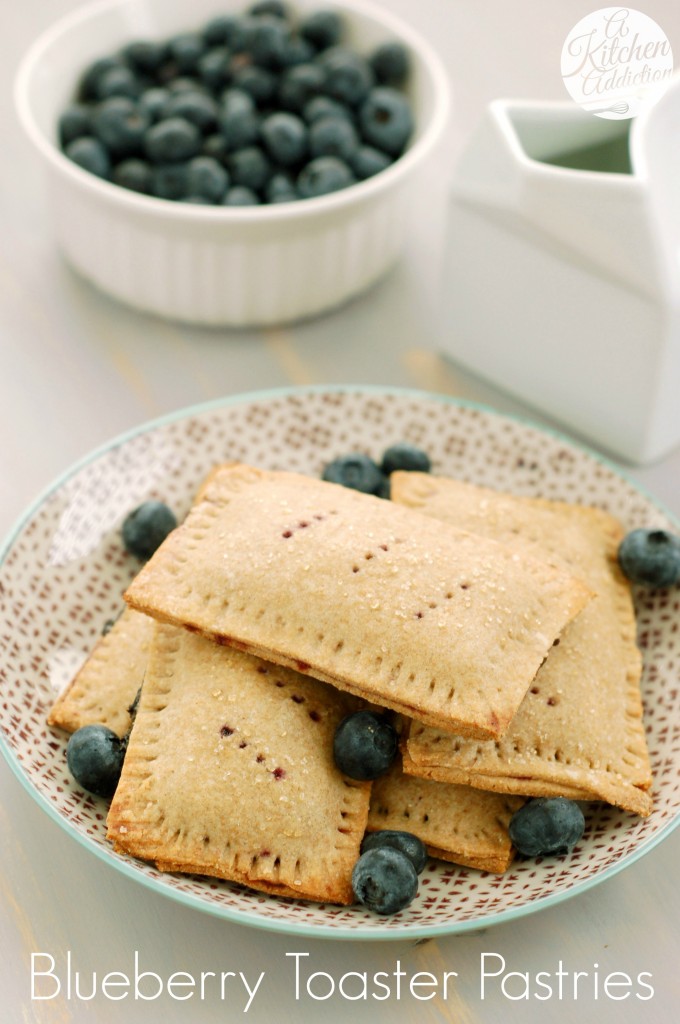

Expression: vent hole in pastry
xmin=530 ymin=687 xmax=540 ymax=695
xmin=203 ymin=835 xmax=210 ymax=845
xmin=220 ymin=725 xmax=234 ymax=738
xmin=460 ymin=582 xmax=471 ymax=590
xmin=291 ymin=694 xmax=305 ymax=704
xmin=256 ymin=754 xmax=265 ymax=763
xmin=428 ymin=601 xmax=437 ymax=609
xmin=546 ymin=696 xmax=558 ymax=706
xmin=256 ymin=666 xmax=268 ymax=674
xmin=365 ymin=552 xmax=374 ymax=560
xmin=309 ymin=710 xmax=321 ymax=722
xmin=352 ymin=566 xmax=360 ymax=574
xmin=275 ymin=680 xmax=285 ymax=688
xmin=415 ymin=611 xmax=424 ymax=619
xmin=553 ymin=637 xmax=561 ymax=646
xmin=338 ymin=826 xmax=351 ymax=834
xmin=239 ymin=740 xmax=248 ymax=749
xmin=272 ymin=767 xmax=286 ymax=780
xmin=402 ymin=809 xmax=410 ymax=818
xmin=282 ymin=530 xmax=293 ymax=539
xmin=422 ymin=813 xmax=429 ymax=823
xmin=298 ymin=520 xmax=310 ymax=528
xmin=335 ymin=640 xmax=345 ymax=652
xmin=379 ymin=544 xmax=389 ymax=551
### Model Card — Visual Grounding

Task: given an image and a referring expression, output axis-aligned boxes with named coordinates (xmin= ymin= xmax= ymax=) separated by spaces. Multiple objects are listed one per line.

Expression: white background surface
xmin=2 ymin=2 xmax=680 ymax=1022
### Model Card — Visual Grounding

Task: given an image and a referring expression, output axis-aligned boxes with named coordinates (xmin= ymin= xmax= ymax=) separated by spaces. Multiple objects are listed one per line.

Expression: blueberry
xmin=381 ymin=442 xmax=431 ymax=475
xmin=299 ymin=10 xmax=343 ymax=51
xmin=121 ymin=39 xmax=168 ymax=75
xmin=509 ymin=798 xmax=585 ymax=857
xmin=161 ymin=91 xmax=219 ymax=133
xmin=223 ymin=185 xmax=260 ymax=205
xmin=261 ymin=111 xmax=308 ymax=165
xmin=122 ymin=500 xmax=177 ymax=560
xmin=250 ymin=0 xmax=288 ymax=17
xmin=219 ymin=89 xmax=260 ymax=150
xmin=167 ymin=32 xmax=206 ymax=74
xmin=617 ymin=528 xmax=680 ymax=588
xmin=145 ymin=117 xmax=202 ymax=163
xmin=94 ymin=64 xmax=142 ymax=101
xmin=78 ymin=56 xmax=124 ymax=102
xmin=92 ymin=97 xmax=150 ymax=158
xmin=265 ymin=170 xmax=298 ymax=202
xmin=278 ymin=62 xmax=327 ymax=112
xmin=231 ymin=64 xmax=279 ymax=105
xmin=186 ymin=155 xmax=229 ymax=201
xmin=361 ymin=830 xmax=428 ymax=874
xmin=319 ymin=47 xmax=374 ymax=107
xmin=359 ymin=86 xmax=413 ymax=156
xmin=352 ymin=847 xmax=418 ymax=914
xmin=351 ymin=144 xmax=391 ymax=179
xmin=369 ymin=41 xmax=411 ymax=86
xmin=167 ymin=75 xmax=206 ymax=95
xmin=309 ymin=116 xmax=359 ymax=161
xmin=139 ymin=87 xmax=171 ymax=122
xmin=297 ymin=155 xmax=355 ymax=197
xmin=197 ymin=47 xmax=232 ymax=93
xmin=58 ymin=104 xmax=91 ymax=147
xmin=228 ymin=145 xmax=272 ymax=191
xmin=249 ymin=15 xmax=291 ymax=69
xmin=204 ymin=14 xmax=248 ymax=49
xmin=112 ymin=157 xmax=153 ymax=193
xmin=281 ymin=36 xmax=316 ymax=67
xmin=302 ymin=95 xmax=352 ymax=124
xmin=322 ymin=452 xmax=384 ymax=493
xmin=64 ymin=136 xmax=111 ymax=178
xmin=66 ymin=724 xmax=126 ymax=798
xmin=333 ymin=710 xmax=398 ymax=780
xmin=150 ymin=162 xmax=189 ymax=200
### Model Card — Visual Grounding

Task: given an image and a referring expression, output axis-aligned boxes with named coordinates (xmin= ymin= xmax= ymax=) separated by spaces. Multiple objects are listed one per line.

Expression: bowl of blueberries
xmin=15 ymin=0 xmax=450 ymax=326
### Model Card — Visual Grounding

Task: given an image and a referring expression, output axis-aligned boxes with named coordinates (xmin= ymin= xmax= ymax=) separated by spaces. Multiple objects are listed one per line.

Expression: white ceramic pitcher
xmin=442 ymin=83 xmax=680 ymax=465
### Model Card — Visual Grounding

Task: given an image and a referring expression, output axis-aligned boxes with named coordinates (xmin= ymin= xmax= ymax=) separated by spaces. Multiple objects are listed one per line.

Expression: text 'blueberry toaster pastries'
xmin=391 ymin=473 xmax=653 ymax=818
xmin=106 ymin=623 xmax=370 ymax=904
xmin=123 ymin=464 xmax=592 ymax=740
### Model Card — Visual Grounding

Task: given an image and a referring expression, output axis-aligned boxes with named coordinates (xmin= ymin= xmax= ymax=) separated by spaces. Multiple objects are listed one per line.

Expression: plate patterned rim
xmin=1 ymin=383 xmax=679 ymax=941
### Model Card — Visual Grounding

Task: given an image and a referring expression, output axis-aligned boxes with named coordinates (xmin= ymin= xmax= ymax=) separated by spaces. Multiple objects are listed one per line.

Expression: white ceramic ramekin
xmin=15 ymin=0 xmax=451 ymax=327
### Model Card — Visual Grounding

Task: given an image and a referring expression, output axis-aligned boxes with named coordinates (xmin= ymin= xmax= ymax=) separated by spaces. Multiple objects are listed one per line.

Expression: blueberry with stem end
xmin=333 ymin=710 xmax=398 ymax=780
xmin=617 ymin=528 xmax=680 ymax=588
xmin=66 ymin=724 xmax=127 ymax=798
xmin=352 ymin=847 xmax=418 ymax=914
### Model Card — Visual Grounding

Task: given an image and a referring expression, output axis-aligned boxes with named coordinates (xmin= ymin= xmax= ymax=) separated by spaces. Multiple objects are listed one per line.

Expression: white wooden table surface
xmin=2 ymin=2 xmax=680 ymax=1022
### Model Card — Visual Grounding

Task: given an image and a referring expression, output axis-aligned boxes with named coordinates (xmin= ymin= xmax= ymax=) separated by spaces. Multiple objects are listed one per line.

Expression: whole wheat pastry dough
xmin=368 ymin=759 xmax=522 ymax=873
xmin=107 ymin=623 xmax=369 ymax=904
xmin=48 ymin=607 xmax=153 ymax=737
xmin=124 ymin=464 xmax=591 ymax=740
xmin=392 ymin=473 xmax=653 ymax=817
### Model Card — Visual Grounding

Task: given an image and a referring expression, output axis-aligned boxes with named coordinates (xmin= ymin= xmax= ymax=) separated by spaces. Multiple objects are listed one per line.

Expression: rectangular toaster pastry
xmin=48 ymin=607 xmax=154 ymax=737
xmin=107 ymin=622 xmax=370 ymax=905
xmin=392 ymin=473 xmax=653 ymax=817
xmin=367 ymin=759 xmax=522 ymax=873
xmin=123 ymin=464 xmax=592 ymax=740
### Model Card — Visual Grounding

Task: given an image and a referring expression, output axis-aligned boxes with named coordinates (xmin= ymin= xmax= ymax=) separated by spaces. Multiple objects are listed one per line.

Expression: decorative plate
xmin=1 ymin=386 xmax=678 ymax=940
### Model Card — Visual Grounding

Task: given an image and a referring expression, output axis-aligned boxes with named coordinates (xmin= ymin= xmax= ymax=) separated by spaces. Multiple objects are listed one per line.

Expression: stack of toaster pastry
xmin=48 ymin=463 xmax=652 ymax=905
